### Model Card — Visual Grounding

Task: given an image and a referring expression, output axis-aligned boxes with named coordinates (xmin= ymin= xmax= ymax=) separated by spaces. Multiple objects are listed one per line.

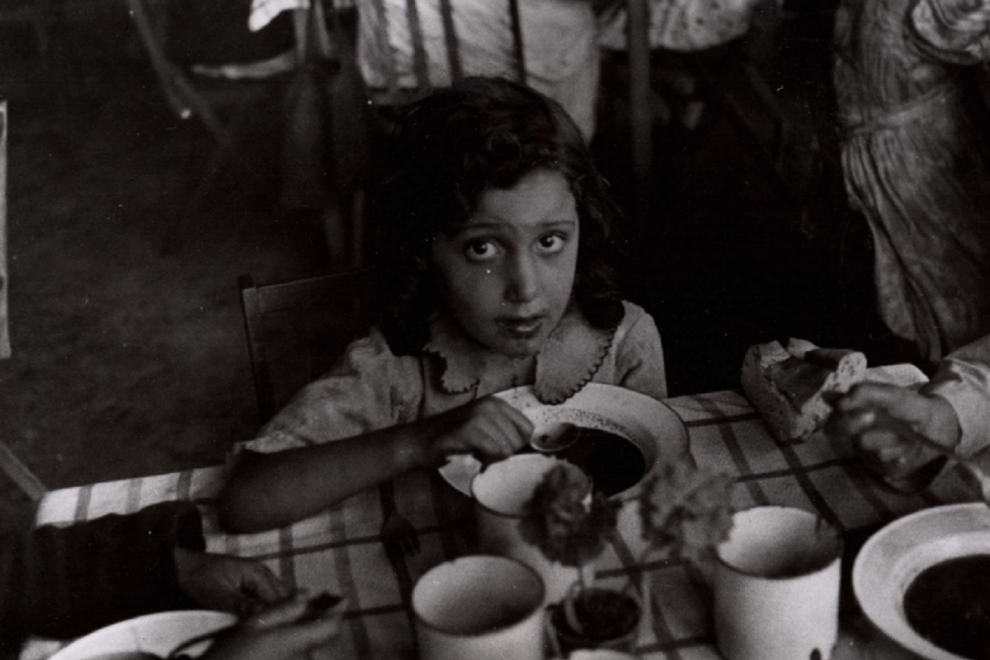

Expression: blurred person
xmin=833 ymin=0 xmax=990 ymax=367
xmin=591 ymin=0 xmax=781 ymax=211
xmin=0 ymin=499 xmax=340 ymax=659
xmin=354 ymin=0 xmax=601 ymax=140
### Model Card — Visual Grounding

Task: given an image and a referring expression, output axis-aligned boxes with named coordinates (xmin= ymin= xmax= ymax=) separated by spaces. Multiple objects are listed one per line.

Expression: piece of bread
xmin=741 ymin=338 xmax=867 ymax=443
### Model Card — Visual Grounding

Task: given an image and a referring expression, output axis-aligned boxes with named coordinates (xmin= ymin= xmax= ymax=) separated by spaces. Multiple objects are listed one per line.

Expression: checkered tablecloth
xmin=21 ymin=369 xmax=977 ymax=660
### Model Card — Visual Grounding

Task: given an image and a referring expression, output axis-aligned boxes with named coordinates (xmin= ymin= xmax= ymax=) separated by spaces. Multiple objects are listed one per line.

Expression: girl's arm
xmin=220 ymin=397 xmax=533 ymax=533
xmin=220 ymin=423 xmax=431 ymax=533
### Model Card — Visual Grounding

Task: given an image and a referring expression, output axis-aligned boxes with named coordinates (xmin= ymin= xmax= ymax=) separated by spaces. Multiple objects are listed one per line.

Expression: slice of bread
xmin=741 ymin=338 xmax=867 ymax=443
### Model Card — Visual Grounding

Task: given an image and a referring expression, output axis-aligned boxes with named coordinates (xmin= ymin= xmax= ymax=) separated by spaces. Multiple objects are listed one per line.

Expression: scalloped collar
xmin=422 ymin=307 xmax=616 ymax=404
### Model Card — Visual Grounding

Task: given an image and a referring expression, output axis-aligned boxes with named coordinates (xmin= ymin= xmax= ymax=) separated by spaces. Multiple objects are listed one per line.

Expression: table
xmin=21 ymin=371 xmax=977 ymax=660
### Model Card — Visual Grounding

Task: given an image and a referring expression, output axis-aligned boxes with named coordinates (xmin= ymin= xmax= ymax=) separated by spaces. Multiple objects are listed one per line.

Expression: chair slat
xmin=1 ymin=101 xmax=9 ymax=360
xmin=508 ymin=0 xmax=526 ymax=85
xmin=0 ymin=440 xmax=47 ymax=503
xmin=627 ymin=0 xmax=653 ymax=221
xmin=239 ymin=268 xmax=377 ymax=424
xmin=369 ymin=0 xmax=399 ymax=96
xmin=405 ymin=0 xmax=431 ymax=90
xmin=437 ymin=0 xmax=461 ymax=82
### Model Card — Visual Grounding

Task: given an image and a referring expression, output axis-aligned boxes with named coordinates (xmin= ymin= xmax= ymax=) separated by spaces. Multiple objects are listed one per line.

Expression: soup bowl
xmin=854 ymin=502 xmax=990 ymax=660
xmin=442 ymin=383 xmax=691 ymax=556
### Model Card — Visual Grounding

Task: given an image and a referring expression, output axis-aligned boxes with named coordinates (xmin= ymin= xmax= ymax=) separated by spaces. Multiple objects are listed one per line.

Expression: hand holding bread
xmin=741 ymin=338 xmax=867 ymax=443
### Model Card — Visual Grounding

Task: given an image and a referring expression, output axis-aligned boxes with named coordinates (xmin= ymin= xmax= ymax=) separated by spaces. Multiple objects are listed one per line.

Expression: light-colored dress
xmin=832 ymin=0 xmax=990 ymax=364
xmin=242 ymin=301 xmax=666 ymax=453
xmin=597 ymin=0 xmax=765 ymax=52
xmin=246 ymin=0 xmax=600 ymax=139
xmin=357 ymin=0 xmax=600 ymax=139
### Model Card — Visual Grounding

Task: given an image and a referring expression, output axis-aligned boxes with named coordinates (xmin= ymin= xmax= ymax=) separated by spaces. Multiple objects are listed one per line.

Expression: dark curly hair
xmin=367 ymin=76 xmax=626 ymax=355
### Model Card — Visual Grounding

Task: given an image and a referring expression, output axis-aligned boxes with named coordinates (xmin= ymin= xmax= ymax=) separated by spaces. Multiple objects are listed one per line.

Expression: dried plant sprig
xmin=638 ymin=460 xmax=735 ymax=566
xmin=518 ymin=462 xmax=621 ymax=569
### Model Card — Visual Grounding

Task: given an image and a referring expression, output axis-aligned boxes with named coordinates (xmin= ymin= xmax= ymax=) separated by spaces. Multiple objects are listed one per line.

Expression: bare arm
xmin=220 ymin=423 xmax=430 ymax=533
xmin=220 ymin=397 xmax=533 ymax=533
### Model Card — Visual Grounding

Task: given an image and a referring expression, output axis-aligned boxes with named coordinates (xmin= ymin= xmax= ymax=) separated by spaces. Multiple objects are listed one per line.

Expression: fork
xmin=379 ymin=479 xmax=420 ymax=556
xmin=870 ymin=408 xmax=990 ymax=505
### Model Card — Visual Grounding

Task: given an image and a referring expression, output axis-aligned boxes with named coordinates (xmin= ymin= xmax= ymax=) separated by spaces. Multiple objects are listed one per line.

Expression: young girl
xmin=220 ymin=77 xmax=668 ymax=533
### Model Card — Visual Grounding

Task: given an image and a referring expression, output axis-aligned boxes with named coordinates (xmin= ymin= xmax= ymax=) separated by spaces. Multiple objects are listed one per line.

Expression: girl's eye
xmin=465 ymin=240 xmax=499 ymax=261
xmin=536 ymin=233 xmax=567 ymax=254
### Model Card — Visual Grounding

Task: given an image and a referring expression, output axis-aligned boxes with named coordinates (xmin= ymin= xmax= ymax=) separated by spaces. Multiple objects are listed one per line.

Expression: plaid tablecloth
xmin=21 ymin=368 xmax=977 ymax=660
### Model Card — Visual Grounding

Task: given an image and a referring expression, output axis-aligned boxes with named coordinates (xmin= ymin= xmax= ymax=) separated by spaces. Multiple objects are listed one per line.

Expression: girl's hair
xmin=368 ymin=76 xmax=625 ymax=355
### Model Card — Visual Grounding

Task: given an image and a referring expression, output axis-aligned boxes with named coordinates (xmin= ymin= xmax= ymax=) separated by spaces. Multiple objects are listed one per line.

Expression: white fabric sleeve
xmin=925 ymin=333 xmax=990 ymax=456
xmin=240 ymin=329 xmax=423 ymax=453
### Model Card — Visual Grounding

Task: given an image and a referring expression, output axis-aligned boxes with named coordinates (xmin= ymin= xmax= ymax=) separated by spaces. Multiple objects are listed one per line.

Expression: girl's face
xmin=430 ymin=168 xmax=579 ymax=358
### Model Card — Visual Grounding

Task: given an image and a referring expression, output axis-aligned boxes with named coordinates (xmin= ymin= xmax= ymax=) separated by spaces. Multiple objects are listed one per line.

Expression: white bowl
xmin=439 ymin=383 xmax=690 ymax=503
xmin=853 ymin=503 xmax=990 ymax=660
xmin=49 ymin=610 xmax=236 ymax=660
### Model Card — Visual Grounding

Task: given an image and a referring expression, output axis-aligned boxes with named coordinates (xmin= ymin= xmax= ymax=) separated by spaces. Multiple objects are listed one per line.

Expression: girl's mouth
xmin=497 ymin=316 xmax=544 ymax=338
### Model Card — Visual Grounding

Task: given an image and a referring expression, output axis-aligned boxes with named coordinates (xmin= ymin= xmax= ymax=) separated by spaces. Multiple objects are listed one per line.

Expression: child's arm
xmin=220 ymin=397 xmax=533 ymax=533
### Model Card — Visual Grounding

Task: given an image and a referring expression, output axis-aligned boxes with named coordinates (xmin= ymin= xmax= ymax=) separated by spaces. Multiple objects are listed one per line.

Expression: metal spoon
xmin=530 ymin=421 xmax=583 ymax=453
xmin=870 ymin=408 xmax=990 ymax=506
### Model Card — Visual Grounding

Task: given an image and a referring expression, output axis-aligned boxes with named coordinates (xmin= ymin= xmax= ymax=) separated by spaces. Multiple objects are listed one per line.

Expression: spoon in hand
xmin=530 ymin=421 xmax=582 ymax=453
xmin=870 ymin=408 xmax=990 ymax=506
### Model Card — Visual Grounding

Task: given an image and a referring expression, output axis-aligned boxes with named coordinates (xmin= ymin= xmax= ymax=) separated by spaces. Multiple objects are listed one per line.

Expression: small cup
xmin=714 ymin=506 xmax=843 ymax=660
xmin=471 ymin=454 xmax=590 ymax=604
xmin=412 ymin=555 xmax=546 ymax=660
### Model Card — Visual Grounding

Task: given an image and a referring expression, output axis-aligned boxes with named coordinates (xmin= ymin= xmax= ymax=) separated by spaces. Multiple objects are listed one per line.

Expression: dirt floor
xmin=0 ymin=5 xmax=913 ymax=500
xmin=1 ymin=31 xmax=333 ymax=494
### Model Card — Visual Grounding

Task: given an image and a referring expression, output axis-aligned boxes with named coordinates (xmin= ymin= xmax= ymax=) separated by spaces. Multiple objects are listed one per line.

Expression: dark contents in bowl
xmin=904 ymin=554 xmax=990 ymax=660
xmin=547 ymin=428 xmax=647 ymax=496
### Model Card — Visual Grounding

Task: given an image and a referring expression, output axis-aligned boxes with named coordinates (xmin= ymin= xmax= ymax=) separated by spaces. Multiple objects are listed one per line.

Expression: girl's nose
xmin=504 ymin=253 xmax=539 ymax=303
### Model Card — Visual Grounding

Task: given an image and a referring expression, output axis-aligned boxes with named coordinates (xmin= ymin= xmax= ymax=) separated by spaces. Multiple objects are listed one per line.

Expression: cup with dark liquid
xmin=471 ymin=453 xmax=591 ymax=605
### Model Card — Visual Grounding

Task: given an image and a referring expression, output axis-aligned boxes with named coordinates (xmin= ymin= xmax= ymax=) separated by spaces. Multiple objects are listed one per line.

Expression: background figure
xmin=833 ymin=0 xmax=990 ymax=367
xmin=356 ymin=0 xmax=600 ymax=140
xmin=0 ymin=500 xmax=308 ymax=657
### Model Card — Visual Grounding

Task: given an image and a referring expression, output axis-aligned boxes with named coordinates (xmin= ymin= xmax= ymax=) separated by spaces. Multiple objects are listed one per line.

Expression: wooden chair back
xmin=362 ymin=0 xmax=527 ymax=106
xmin=239 ymin=268 xmax=377 ymax=424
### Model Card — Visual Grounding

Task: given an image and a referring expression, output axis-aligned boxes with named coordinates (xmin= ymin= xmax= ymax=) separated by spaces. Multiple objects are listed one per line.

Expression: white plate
xmin=853 ymin=503 xmax=990 ymax=660
xmin=49 ymin=610 xmax=237 ymax=660
xmin=438 ymin=383 xmax=689 ymax=500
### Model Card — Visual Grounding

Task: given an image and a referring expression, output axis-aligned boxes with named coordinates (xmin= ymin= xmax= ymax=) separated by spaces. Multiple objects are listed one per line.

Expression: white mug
xmin=471 ymin=453 xmax=590 ymax=604
xmin=412 ymin=555 xmax=546 ymax=660
xmin=714 ymin=505 xmax=843 ymax=660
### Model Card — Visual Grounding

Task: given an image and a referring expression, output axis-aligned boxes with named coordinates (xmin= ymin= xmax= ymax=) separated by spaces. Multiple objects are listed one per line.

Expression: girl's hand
xmin=419 ymin=396 xmax=533 ymax=466
xmin=174 ymin=549 xmax=293 ymax=615
xmin=826 ymin=382 xmax=961 ymax=483
xmin=200 ymin=593 xmax=343 ymax=660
